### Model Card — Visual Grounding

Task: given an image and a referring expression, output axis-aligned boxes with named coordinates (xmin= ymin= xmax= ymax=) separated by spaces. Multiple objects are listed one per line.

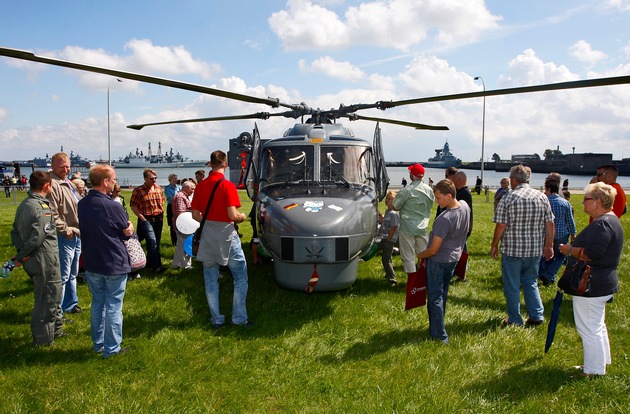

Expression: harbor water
xmin=65 ymin=165 xmax=630 ymax=190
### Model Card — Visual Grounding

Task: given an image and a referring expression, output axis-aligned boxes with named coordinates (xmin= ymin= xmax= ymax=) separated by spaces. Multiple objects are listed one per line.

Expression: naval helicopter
xmin=2 ymin=47 xmax=630 ymax=292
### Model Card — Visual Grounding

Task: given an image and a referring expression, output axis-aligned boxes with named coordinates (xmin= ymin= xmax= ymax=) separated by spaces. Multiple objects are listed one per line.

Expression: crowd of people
xmin=379 ymin=162 xmax=624 ymax=376
xmin=7 ymin=152 xmax=626 ymax=375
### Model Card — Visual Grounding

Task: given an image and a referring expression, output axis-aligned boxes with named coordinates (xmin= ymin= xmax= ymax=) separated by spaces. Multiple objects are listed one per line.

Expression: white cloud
xmin=498 ymin=49 xmax=578 ymax=86
xmin=569 ymin=40 xmax=607 ymax=66
xmin=298 ymin=57 xmax=367 ymax=81
xmin=398 ymin=55 xmax=476 ymax=96
xmin=269 ymin=0 xmax=501 ymax=51
xmin=25 ymin=40 xmax=222 ymax=91
xmin=605 ymin=0 xmax=630 ymax=12
xmin=243 ymin=39 xmax=262 ymax=50
xmin=123 ymin=39 xmax=220 ymax=80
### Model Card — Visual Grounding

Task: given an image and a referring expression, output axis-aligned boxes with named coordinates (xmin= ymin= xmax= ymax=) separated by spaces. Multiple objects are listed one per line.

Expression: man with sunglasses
xmin=595 ymin=165 xmax=626 ymax=218
xmin=130 ymin=168 xmax=166 ymax=273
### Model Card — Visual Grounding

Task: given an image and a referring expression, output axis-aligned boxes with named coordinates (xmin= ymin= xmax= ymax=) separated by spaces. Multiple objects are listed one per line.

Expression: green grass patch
xmin=0 ymin=189 xmax=628 ymax=413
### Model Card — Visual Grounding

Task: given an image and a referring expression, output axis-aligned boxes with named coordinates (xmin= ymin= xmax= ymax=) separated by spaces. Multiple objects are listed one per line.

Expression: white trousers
xmin=573 ymin=294 xmax=613 ymax=375
xmin=398 ymin=230 xmax=428 ymax=273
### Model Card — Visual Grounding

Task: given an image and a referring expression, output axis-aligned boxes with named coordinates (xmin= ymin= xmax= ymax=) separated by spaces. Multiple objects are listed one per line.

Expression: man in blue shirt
xmin=78 ymin=164 xmax=134 ymax=357
xmin=538 ymin=178 xmax=576 ymax=286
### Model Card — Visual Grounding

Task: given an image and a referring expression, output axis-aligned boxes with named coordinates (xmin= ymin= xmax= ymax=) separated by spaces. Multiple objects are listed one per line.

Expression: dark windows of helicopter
xmin=261 ymin=146 xmax=314 ymax=185
xmin=320 ymin=146 xmax=371 ymax=184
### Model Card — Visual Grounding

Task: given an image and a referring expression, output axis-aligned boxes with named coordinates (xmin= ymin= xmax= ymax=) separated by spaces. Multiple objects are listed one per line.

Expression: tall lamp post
xmin=107 ymin=79 xmax=122 ymax=166
xmin=474 ymin=76 xmax=486 ymax=186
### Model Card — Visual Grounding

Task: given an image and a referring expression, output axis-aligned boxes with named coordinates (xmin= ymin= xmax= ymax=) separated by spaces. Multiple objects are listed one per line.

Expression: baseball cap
xmin=408 ymin=163 xmax=425 ymax=177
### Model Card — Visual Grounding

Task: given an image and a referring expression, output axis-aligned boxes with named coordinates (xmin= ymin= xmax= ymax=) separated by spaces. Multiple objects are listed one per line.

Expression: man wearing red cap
xmin=393 ymin=163 xmax=435 ymax=276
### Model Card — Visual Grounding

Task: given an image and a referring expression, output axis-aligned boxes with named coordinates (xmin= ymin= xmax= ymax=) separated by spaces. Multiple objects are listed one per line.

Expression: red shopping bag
xmin=454 ymin=251 xmax=468 ymax=280
xmin=405 ymin=261 xmax=427 ymax=310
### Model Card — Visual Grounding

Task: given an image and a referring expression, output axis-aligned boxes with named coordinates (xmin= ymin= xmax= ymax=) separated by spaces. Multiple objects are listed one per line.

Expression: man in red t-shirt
xmin=596 ymin=165 xmax=626 ymax=218
xmin=192 ymin=150 xmax=251 ymax=328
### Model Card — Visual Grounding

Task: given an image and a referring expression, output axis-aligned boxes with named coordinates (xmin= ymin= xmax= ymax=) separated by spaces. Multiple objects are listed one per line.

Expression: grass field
xmin=0 ymin=188 xmax=628 ymax=413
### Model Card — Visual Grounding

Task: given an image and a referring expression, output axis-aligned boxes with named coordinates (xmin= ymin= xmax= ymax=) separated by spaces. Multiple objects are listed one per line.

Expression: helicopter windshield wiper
xmin=283 ymin=165 xmax=312 ymax=195
xmin=323 ymin=165 xmax=351 ymax=188
xmin=282 ymin=151 xmax=311 ymax=189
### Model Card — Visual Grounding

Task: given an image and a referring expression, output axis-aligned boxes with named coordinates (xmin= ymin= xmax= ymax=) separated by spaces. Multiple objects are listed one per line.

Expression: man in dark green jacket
xmin=10 ymin=171 xmax=65 ymax=346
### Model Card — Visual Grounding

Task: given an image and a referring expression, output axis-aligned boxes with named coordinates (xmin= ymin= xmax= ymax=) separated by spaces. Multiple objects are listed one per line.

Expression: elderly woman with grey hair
xmin=560 ymin=182 xmax=624 ymax=378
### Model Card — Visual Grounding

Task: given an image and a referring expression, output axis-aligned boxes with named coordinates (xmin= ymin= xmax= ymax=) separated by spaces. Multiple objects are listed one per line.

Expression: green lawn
xmin=0 ymin=189 xmax=628 ymax=413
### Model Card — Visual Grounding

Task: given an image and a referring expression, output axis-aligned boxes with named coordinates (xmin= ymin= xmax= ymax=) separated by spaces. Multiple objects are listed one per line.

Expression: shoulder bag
xmin=192 ymin=178 xmax=224 ymax=256
xmin=558 ymin=248 xmax=591 ymax=296
xmin=124 ymin=233 xmax=147 ymax=272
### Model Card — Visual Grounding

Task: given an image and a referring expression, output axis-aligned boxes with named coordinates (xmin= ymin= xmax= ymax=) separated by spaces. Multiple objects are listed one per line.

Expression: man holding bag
xmin=192 ymin=150 xmax=251 ymax=329
xmin=78 ymin=165 xmax=134 ymax=357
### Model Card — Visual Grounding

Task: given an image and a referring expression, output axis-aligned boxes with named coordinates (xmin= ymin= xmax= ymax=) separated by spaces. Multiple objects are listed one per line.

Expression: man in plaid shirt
xmin=171 ymin=181 xmax=195 ymax=269
xmin=491 ymin=165 xmax=554 ymax=327
xmin=130 ymin=168 xmax=166 ymax=273
xmin=538 ymin=178 xmax=576 ymax=286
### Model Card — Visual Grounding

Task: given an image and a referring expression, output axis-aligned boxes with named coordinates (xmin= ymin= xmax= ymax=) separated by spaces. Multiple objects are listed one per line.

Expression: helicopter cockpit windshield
xmin=320 ymin=146 xmax=371 ymax=186
xmin=261 ymin=146 xmax=314 ymax=185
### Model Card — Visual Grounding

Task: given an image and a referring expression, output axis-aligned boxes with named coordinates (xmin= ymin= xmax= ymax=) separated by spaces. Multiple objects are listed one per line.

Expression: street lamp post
xmin=474 ymin=76 xmax=486 ymax=186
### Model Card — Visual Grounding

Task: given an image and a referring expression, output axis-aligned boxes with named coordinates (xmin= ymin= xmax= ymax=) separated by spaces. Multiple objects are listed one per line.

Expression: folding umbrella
xmin=545 ymin=289 xmax=564 ymax=353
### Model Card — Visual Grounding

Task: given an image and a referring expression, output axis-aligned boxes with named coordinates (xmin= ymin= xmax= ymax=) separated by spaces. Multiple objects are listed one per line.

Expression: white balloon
xmin=176 ymin=212 xmax=200 ymax=235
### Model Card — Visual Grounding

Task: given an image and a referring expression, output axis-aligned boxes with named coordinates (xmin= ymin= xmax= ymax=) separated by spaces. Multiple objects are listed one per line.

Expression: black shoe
xmin=68 ymin=305 xmax=83 ymax=314
xmin=211 ymin=323 xmax=225 ymax=330
xmin=233 ymin=321 xmax=254 ymax=327
xmin=525 ymin=318 xmax=544 ymax=326
xmin=154 ymin=266 xmax=166 ymax=274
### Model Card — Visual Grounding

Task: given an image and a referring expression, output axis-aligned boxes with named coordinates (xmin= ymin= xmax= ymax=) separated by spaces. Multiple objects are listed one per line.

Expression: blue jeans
xmin=502 ymin=255 xmax=544 ymax=325
xmin=538 ymin=236 xmax=568 ymax=283
xmin=58 ymin=234 xmax=81 ymax=313
xmin=202 ymin=235 xmax=248 ymax=325
xmin=138 ymin=219 xmax=163 ymax=270
xmin=426 ymin=259 xmax=457 ymax=343
xmin=85 ymin=271 xmax=127 ymax=357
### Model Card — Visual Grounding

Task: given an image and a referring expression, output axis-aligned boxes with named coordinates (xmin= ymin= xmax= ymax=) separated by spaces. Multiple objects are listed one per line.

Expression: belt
xmin=144 ymin=214 xmax=163 ymax=222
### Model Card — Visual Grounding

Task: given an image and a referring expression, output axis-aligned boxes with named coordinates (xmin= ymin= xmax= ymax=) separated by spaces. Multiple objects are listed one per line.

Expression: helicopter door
xmin=244 ymin=123 xmax=261 ymax=200
xmin=373 ymin=123 xmax=389 ymax=200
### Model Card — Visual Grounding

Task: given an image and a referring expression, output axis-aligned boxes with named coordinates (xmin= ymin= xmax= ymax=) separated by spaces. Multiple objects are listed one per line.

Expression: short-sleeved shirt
xmin=611 ymin=183 xmax=627 ymax=218
xmin=570 ymin=213 xmax=623 ymax=297
xmin=379 ymin=209 xmax=399 ymax=243
xmin=493 ymin=183 xmax=554 ymax=257
xmin=78 ymin=190 xmax=131 ymax=275
xmin=429 ymin=200 xmax=470 ymax=263
xmin=171 ymin=190 xmax=192 ymax=223
xmin=130 ymin=183 xmax=165 ymax=216
xmin=164 ymin=183 xmax=181 ymax=205
xmin=392 ymin=179 xmax=434 ymax=236
xmin=191 ymin=171 xmax=240 ymax=223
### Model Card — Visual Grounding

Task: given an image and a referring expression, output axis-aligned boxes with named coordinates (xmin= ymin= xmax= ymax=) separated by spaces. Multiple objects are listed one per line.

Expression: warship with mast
xmin=113 ymin=142 xmax=207 ymax=168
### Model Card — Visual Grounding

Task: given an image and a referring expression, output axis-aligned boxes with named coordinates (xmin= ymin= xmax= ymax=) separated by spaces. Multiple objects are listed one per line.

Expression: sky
xmin=1 ymin=0 xmax=630 ymax=164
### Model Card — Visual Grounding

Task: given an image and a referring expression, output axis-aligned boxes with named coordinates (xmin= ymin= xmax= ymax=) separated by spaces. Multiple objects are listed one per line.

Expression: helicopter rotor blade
xmin=127 ymin=111 xmax=296 ymax=130
xmin=375 ymin=75 xmax=630 ymax=110
xmin=343 ymin=114 xmax=449 ymax=131
xmin=0 ymin=47 xmax=292 ymax=110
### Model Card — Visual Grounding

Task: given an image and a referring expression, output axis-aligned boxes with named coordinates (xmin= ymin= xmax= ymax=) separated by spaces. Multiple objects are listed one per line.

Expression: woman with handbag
xmin=559 ymin=182 xmax=624 ymax=377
